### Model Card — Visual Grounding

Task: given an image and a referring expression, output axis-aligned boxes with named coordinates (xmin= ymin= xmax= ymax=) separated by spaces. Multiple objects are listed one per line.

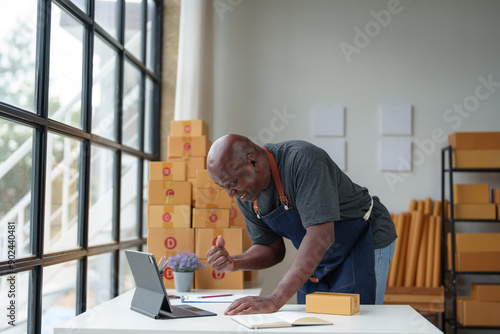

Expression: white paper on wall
xmin=379 ymin=138 xmax=412 ymax=171
xmin=380 ymin=104 xmax=412 ymax=135
xmin=314 ymin=139 xmax=346 ymax=171
xmin=313 ymin=105 xmax=345 ymax=137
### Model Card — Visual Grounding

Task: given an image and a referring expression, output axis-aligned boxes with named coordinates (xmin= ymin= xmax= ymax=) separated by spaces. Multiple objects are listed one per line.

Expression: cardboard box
xmin=195 ymin=259 xmax=244 ymax=289
xmin=196 ymin=169 xmax=217 ymax=189
xmin=451 ymin=233 xmax=500 ymax=252
xmin=147 ymin=205 xmax=191 ymax=228
xmin=192 ymin=208 xmax=230 ymax=228
xmin=447 ymin=233 xmax=500 ymax=271
xmin=471 ymin=283 xmax=500 ymax=302
xmin=229 ymin=198 xmax=246 ymax=227
xmin=305 ymin=292 xmax=360 ymax=315
xmin=167 ymin=136 xmax=210 ymax=158
xmin=452 ymin=149 xmax=500 ymax=168
xmin=149 ymin=162 xmax=186 ymax=181
xmin=453 ymin=184 xmax=490 ymax=204
xmin=453 ymin=252 xmax=500 ymax=271
xmin=195 ymin=188 xmax=232 ymax=209
xmin=160 ymin=266 xmax=176 ymax=289
xmin=195 ymin=228 xmax=243 ymax=258
xmin=167 ymin=157 xmax=206 ymax=179
xmin=448 ymin=132 xmax=500 ymax=150
xmin=498 ymin=204 xmax=500 ymax=220
xmin=450 ymin=203 xmax=496 ymax=220
xmin=171 ymin=120 xmax=209 ymax=137
xmin=147 ymin=181 xmax=191 ymax=205
xmin=457 ymin=297 xmax=500 ymax=326
xmin=147 ymin=228 xmax=195 ymax=259
xmin=493 ymin=189 xmax=500 ymax=204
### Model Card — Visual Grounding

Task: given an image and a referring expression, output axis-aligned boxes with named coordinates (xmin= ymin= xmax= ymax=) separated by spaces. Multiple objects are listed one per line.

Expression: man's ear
xmin=247 ymin=155 xmax=258 ymax=169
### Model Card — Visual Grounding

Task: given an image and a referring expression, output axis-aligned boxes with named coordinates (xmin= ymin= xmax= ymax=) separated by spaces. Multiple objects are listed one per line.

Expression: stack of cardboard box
xmin=449 ymin=132 xmax=500 ymax=168
xmin=450 ymin=183 xmax=497 ymax=220
xmin=447 ymin=233 xmax=500 ymax=272
xmin=457 ymin=283 xmax=500 ymax=326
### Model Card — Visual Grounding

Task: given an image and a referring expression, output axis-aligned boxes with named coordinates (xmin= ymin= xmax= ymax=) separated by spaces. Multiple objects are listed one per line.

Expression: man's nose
xmin=224 ymin=188 xmax=236 ymax=198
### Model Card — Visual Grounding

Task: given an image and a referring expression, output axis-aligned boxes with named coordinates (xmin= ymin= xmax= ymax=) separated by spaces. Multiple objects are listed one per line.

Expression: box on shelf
xmin=167 ymin=136 xmax=210 ymax=158
xmin=457 ymin=297 xmax=500 ymax=326
xmin=147 ymin=205 xmax=191 ymax=229
xmin=447 ymin=233 xmax=500 ymax=271
xmin=449 ymin=203 xmax=496 ymax=220
xmin=149 ymin=162 xmax=186 ymax=181
xmin=383 ymin=286 xmax=445 ymax=313
xmin=453 ymin=184 xmax=490 ymax=204
xmin=195 ymin=228 xmax=243 ymax=258
xmin=492 ymin=188 xmax=500 ymax=204
xmin=147 ymin=181 xmax=191 ymax=205
xmin=147 ymin=228 xmax=195 ymax=259
xmin=195 ymin=259 xmax=244 ymax=289
xmin=167 ymin=157 xmax=207 ymax=179
xmin=450 ymin=252 xmax=500 ymax=272
xmin=452 ymin=149 xmax=500 ymax=168
xmin=171 ymin=120 xmax=209 ymax=137
xmin=196 ymin=169 xmax=217 ymax=189
xmin=192 ymin=208 xmax=230 ymax=228
xmin=448 ymin=132 xmax=500 ymax=150
xmin=471 ymin=283 xmax=500 ymax=302
xmin=306 ymin=292 xmax=360 ymax=315
xmin=195 ymin=188 xmax=232 ymax=209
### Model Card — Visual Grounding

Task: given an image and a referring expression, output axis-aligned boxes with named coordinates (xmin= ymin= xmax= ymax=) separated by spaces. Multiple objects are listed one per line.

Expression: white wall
xmin=211 ymin=0 xmax=500 ymax=215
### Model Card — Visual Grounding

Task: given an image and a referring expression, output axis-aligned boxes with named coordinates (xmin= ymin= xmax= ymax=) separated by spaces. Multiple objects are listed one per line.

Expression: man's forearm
xmin=231 ymin=239 xmax=285 ymax=271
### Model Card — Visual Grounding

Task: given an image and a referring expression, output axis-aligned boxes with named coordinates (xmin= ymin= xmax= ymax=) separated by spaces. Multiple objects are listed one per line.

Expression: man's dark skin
xmin=206 ymin=134 xmax=335 ymax=315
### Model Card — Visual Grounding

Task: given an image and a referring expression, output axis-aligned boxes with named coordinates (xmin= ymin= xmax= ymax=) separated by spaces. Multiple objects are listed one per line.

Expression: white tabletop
xmin=55 ymin=287 xmax=442 ymax=334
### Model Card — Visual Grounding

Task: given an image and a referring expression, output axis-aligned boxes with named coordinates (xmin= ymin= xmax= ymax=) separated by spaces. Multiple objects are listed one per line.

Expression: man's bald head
xmin=207 ymin=134 xmax=257 ymax=172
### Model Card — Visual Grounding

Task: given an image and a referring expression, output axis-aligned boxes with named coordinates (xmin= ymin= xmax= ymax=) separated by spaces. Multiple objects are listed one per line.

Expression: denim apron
xmin=253 ymin=148 xmax=376 ymax=304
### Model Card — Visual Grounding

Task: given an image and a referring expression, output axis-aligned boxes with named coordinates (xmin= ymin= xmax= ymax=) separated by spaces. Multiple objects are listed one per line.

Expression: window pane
xmin=125 ymin=0 xmax=142 ymax=61
xmin=122 ymin=61 xmax=141 ymax=150
xmin=42 ymin=261 xmax=77 ymax=334
xmin=72 ymin=0 xmax=87 ymax=12
xmin=87 ymin=253 xmax=113 ymax=309
xmin=121 ymin=154 xmax=139 ymax=240
xmin=142 ymin=159 xmax=149 ymax=237
xmin=44 ymin=133 xmax=80 ymax=253
xmin=146 ymin=0 xmax=156 ymax=71
xmin=95 ymin=0 xmax=118 ymax=40
xmin=0 ymin=271 xmax=29 ymax=333
xmin=0 ymin=1 xmax=37 ymax=112
xmin=144 ymin=77 xmax=154 ymax=154
xmin=92 ymin=36 xmax=118 ymax=141
xmin=0 ymin=119 xmax=33 ymax=261
xmin=89 ymin=145 xmax=115 ymax=246
xmin=48 ymin=5 xmax=83 ymax=128
xmin=119 ymin=249 xmax=135 ymax=294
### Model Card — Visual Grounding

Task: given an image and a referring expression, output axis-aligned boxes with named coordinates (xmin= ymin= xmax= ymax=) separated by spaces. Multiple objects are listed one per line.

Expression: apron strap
xmin=253 ymin=147 xmax=290 ymax=218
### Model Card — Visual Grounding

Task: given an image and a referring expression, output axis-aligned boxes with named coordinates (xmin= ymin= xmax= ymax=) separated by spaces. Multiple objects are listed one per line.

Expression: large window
xmin=0 ymin=1 xmax=162 ymax=333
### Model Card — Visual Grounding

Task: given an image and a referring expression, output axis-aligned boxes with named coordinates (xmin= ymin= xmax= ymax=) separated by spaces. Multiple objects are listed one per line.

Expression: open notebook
xmin=125 ymin=250 xmax=217 ymax=319
xmin=231 ymin=311 xmax=333 ymax=329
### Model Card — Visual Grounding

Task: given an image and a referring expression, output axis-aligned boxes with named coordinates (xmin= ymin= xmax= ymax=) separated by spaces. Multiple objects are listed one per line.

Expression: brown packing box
xmin=147 ymin=228 xmax=195 ymax=259
xmin=453 ymin=184 xmax=490 ymax=204
xmin=237 ymin=226 xmax=259 ymax=281
xmin=149 ymin=162 xmax=186 ymax=181
xmin=471 ymin=283 xmax=500 ymax=302
xmin=493 ymin=188 xmax=500 ymax=204
xmin=447 ymin=233 xmax=500 ymax=271
xmin=196 ymin=169 xmax=217 ymax=189
xmin=192 ymin=208 xmax=230 ymax=228
xmin=170 ymin=120 xmax=209 ymax=137
xmin=147 ymin=181 xmax=191 ymax=205
xmin=448 ymin=132 xmax=500 ymax=150
xmin=452 ymin=149 xmax=500 ymax=168
xmin=195 ymin=259 xmax=244 ymax=289
xmin=306 ymin=292 xmax=360 ymax=315
xmin=457 ymin=297 xmax=500 ymax=326
xmin=167 ymin=136 xmax=210 ymax=158
xmin=453 ymin=252 xmax=500 ymax=271
xmin=167 ymin=157 xmax=206 ymax=179
xmin=498 ymin=204 xmax=500 ymax=220
xmin=449 ymin=203 xmax=496 ymax=220
xmin=147 ymin=205 xmax=191 ymax=229
xmin=195 ymin=228 xmax=243 ymax=258
xmin=229 ymin=197 xmax=246 ymax=227
xmin=195 ymin=188 xmax=232 ymax=209
xmin=451 ymin=233 xmax=500 ymax=252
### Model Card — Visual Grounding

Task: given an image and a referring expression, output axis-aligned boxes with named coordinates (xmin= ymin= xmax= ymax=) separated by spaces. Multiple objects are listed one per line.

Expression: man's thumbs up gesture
xmin=207 ymin=235 xmax=235 ymax=272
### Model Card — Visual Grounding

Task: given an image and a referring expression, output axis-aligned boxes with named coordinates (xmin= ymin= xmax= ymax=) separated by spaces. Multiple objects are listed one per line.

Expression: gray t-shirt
xmin=237 ymin=140 xmax=397 ymax=249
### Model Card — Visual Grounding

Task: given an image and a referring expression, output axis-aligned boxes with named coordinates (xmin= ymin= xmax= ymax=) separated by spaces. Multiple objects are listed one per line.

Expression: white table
xmin=55 ymin=287 xmax=442 ymax=334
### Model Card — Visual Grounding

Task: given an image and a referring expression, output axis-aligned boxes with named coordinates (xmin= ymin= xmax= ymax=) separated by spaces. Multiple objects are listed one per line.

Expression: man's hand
xmin=206 ymin=235 xmax=235 ymax=272
xmin=224 ymin=295 xmax=282 ymax=315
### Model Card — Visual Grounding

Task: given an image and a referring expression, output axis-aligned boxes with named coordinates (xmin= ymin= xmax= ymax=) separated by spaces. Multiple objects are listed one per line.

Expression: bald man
xmin=206 ymin=134 xmax=397 ymax=315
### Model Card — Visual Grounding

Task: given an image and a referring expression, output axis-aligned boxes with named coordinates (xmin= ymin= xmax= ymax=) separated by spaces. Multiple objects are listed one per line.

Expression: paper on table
xmin=180 ymin=294 xmax=256 ymax=303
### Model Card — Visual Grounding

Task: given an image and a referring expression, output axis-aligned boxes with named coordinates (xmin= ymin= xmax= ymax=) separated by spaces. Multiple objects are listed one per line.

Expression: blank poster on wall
xmin=313 ymin=105 xmax=345 ymax=137
xmin=380 ymin=104 xmax=412 ymax=135
xmin=380 ymin=139 xmax=412 ymax=171
xmin=314 ymin=139 xmax=346 ymax=171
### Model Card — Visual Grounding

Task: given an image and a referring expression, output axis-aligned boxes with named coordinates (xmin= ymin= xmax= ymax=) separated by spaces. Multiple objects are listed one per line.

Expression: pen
xmin=197 ymin=294 xmax=233 ymax=299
